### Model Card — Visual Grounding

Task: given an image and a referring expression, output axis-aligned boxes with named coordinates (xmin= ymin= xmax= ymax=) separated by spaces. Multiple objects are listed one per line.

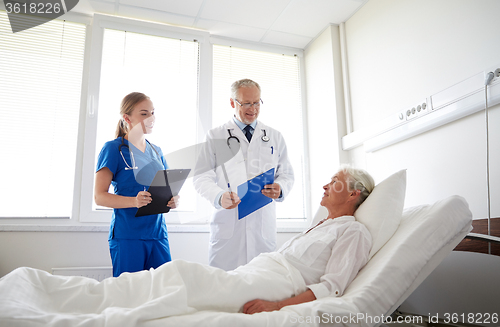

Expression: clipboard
xmin=237 ymin=168 xmax=275 ymax=220
xmin=135 ymin=169 xmax=191 ymax=217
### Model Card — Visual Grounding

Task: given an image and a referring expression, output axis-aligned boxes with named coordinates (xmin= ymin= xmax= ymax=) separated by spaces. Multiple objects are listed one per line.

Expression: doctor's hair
xmin=115 ymin=92 xmax=150 ymax=138
xmin=230 ymin=79 xmax=261 ymax=100
xmin=339 ymin=165 xmax=375 ymax=210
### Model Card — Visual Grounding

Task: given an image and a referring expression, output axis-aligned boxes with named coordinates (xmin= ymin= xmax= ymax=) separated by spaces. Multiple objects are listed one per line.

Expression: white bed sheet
xmin=0 ymin=195 xmax=472 ymax=327
xmin=152 ymin=195 xmax=473 ymax=327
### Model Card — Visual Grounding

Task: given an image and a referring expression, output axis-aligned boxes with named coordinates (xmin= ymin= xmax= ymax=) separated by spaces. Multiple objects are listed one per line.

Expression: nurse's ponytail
xmin=115 ymin=118 xmax=128 ymax=138
xmin=115 ymin=92 xmax=150 ymax=138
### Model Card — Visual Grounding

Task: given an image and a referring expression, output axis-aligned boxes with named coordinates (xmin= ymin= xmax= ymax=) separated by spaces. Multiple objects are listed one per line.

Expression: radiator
xmin=51 ymin=267 xmax=112 ymax=281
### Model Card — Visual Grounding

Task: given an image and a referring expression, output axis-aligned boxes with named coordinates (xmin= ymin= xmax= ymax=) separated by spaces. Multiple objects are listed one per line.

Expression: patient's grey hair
xmin=339 ymin=165 xmax=375 ymax=210
xmin=230 ymin=79 xmax=261 ymax=100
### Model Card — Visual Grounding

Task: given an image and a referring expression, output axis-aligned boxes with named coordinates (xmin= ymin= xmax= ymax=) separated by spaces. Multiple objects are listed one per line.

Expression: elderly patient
xmin=0 ymin=166 xmax=375 ymax=324
xmin=243 ymin=166 xmax=374 ymax=314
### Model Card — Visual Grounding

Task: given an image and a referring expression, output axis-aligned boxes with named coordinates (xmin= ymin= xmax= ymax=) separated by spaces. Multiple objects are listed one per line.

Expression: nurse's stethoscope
xmin=226 ymin=128 xmax=269 ymax=148
xmin=119 ymin=136 xmax=163 ymax=170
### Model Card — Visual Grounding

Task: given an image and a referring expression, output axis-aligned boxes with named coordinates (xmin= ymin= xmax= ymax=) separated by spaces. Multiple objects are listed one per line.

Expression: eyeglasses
xmin=234 ymin=98 xmax=263 ymax=109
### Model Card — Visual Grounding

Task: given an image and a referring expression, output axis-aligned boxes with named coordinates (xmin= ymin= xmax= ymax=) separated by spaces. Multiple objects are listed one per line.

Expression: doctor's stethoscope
xmin=226 ymin=128 xmax=269 ymax=148
xmin=118 ymin=136 xmax=164 ymax=170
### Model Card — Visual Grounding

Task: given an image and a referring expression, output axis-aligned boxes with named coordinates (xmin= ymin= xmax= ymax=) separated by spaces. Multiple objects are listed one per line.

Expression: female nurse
xmin=94 ymin=92 xmax=178 ymax=277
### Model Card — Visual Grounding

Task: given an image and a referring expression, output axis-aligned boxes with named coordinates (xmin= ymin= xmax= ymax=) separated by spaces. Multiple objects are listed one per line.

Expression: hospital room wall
xmin=0 ymin=231 xmax=299 ymax=278
xmin=342 ymin=0 xmax=500 ymax=220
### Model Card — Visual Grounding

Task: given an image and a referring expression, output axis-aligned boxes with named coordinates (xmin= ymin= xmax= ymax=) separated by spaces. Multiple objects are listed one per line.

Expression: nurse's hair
xmin=230 ymin=79 xmax=261 ymax=100
xmin=115 ymin=92 xmax=150 ymax=138
xmin=338 ymin=164 xmax=375 ymax=210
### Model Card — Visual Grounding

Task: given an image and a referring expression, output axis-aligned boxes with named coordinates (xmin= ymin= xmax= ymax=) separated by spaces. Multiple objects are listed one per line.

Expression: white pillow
xmin=354 ymin=169 xmax=407 ymax=259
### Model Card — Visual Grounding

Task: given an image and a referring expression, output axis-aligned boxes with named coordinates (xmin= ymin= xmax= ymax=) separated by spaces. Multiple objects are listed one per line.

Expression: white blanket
xmin=145 ymin=195 xmax=472 ymax=327
xmin=0 ymin=196 xmax=472 ymax=327
xmin=0 ymin=252 xmax=306 ymax=327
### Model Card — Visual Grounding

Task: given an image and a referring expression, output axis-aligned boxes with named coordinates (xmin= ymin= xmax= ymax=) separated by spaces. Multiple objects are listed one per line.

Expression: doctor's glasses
xmin=234 ymin=98 xmax=263 ymax=109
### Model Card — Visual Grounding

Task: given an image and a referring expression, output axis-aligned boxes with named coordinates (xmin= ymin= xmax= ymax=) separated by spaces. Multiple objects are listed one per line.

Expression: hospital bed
xmin=0 ymin=170 xmax=473 ymax=327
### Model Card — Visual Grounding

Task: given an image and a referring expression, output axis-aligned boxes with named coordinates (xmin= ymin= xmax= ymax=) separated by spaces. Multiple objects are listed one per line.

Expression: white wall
xmin=343 ymin=0 xmax=500 ymax=219
xmin=0 ymin=231 xmax=209 ymax=278
xmin=0 ymin=231 xmax=297 ymax=277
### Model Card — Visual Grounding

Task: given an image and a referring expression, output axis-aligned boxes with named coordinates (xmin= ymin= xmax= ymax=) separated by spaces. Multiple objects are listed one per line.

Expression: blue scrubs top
xmin=96 ymin=137 xmax=169 ymax=241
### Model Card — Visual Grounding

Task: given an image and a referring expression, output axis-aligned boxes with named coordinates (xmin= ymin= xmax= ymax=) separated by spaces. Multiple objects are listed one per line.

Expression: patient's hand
xmin=243 ymin=299 xmax=280 ymax=314
xmin=243 ymin=290 xmax=316 ymax=314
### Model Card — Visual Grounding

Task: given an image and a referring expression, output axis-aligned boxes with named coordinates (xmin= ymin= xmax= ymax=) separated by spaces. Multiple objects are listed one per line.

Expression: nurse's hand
xmin=221 ymin=191 xmax=240 ymax=209
xmin=135 ymin=191 xmax=152 ymax=208
xmin=262 ymin=183 xmax=281 ymax=199
xmin=167 ymin=195 xmax=180 ymax=209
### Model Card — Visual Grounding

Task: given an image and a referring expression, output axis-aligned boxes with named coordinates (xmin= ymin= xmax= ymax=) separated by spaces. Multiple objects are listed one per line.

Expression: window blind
xmin=212 ymin=45 xmax=306 ymax=219
xmin=0 ymin=11 xmax=86 ymax=218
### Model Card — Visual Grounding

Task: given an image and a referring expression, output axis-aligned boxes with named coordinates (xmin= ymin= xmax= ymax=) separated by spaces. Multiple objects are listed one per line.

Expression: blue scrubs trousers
xmin=109 ymin=238 xmax=171 ymax=277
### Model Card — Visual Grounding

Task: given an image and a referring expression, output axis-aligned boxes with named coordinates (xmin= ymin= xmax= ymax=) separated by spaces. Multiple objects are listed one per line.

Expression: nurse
xmin=94 ymin=92 xmax=178 ymax=277
xmin=194 ymin=79 xmax=294 ymax=271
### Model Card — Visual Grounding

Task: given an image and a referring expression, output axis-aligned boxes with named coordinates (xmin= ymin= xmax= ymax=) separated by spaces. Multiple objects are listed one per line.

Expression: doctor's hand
xmin=135 ymin=191 xmax=152 ymax=208
xmin=220 ymin=191 xmax=241 ymax=209
xmin=262 ymin=183 xmax=281 ymax=200
xmin=167 ymin=195 xmax=180 ymax=209
xmin=243 ymin=299 xmax=280 ymax=314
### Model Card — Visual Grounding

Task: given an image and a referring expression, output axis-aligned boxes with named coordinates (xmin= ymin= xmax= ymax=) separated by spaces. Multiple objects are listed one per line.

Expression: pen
xmin=221 ymin=164 xmax=235 ymax=204
xmin=271 ymin=146 xmax=274 ymax=154
xmin=227 ymin=182 xmax=235 ymax=204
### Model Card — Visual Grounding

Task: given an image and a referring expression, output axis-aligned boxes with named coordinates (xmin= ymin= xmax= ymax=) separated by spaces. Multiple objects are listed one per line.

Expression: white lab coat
xmin=193 ymin=119 xmax=294 ymax=270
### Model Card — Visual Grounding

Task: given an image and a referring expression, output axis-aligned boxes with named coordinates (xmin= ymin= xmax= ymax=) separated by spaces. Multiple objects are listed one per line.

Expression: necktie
xmin=243 ymin=125 xmax=253 ymax=142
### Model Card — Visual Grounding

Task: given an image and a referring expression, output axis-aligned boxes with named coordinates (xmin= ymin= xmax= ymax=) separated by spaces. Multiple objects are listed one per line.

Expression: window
xmin=94 ymin=29 xmax=199 ymax=211
xmin=0 ymin=11 xmax=86 ymax=218
xmin=212 ymin=45 xmax=307 ymax=220
xmin=1 ymin=12 xmax=309 ymax=228
xmin=80 ymin=15 xmax=211 ymax=224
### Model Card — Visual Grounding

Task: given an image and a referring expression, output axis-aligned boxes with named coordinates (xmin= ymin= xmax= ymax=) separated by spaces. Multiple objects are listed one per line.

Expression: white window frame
xmin=79 ymin=14 xmax=212 ymax=224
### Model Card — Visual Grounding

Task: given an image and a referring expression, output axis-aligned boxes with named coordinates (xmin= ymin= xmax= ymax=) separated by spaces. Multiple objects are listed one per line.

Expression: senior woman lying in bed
xmin=243 ymin=166 xmax=374 ymax=314
xmin=0 ymin=166 xmax=375 ymax=326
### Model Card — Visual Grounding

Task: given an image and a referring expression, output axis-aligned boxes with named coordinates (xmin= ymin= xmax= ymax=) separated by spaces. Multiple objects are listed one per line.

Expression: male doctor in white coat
xmin=194 ymin=79 xmax=294 ymax=271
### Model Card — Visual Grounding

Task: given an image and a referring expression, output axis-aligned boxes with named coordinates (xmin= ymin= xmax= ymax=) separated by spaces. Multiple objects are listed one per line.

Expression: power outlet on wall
xmin=493 ymin=68 xmax=500 ymax=83
xmin=403 ymin=100 xmax=428 ymax=121
xmin=485 ymin=64 xmax=500 ymax=85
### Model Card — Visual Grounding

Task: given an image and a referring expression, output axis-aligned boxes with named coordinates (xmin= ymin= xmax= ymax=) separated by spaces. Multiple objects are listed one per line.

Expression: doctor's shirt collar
xmin=233 ymin=115 xmax=257 ymax=131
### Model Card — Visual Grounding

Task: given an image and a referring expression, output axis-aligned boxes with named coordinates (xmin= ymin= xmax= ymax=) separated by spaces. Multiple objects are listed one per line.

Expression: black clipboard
xmin=135 ymin=169 xmax=191 ymax=217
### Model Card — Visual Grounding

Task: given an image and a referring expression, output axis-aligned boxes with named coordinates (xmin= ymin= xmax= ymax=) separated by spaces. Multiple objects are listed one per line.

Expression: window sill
xmin=0 ymin=224 xmax=305 ymax=233
xmin=0 ymin=224 xmax=209 ymax=233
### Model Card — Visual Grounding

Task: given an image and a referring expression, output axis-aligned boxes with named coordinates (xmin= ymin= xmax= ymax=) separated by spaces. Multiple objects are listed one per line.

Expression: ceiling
xmin=73 ymin=0 xmax=368 ymax=49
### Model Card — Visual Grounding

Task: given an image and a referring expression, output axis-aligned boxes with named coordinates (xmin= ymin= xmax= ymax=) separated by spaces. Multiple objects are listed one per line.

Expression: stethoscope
xmin=118 ymin=137 xmax=163 ymax=170
xmin=226 ymin=128 xmax=269 ymax=148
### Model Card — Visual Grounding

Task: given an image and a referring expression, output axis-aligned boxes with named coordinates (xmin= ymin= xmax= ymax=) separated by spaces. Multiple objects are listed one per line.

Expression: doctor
xmin=194 ymin=79 xmax=294 ymax=271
